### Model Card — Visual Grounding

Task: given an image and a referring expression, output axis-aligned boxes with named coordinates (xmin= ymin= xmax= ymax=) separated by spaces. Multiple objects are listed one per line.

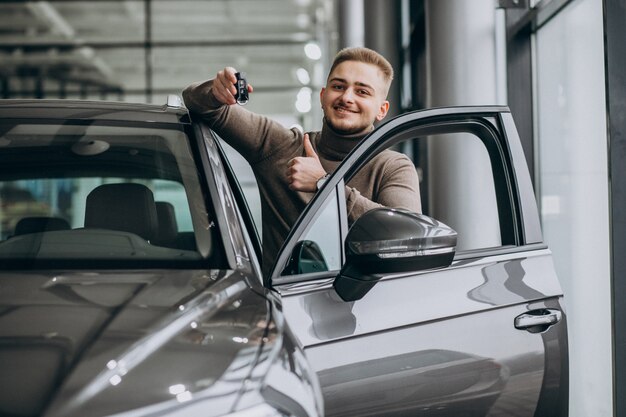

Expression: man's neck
xmin=316 ymin=119 xmax=372 ymax=161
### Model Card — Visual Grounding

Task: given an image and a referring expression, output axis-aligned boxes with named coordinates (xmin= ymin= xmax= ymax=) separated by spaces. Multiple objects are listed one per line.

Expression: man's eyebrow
xmin=329 ymin=77 xmax=347 ymax=84
xmin=329 ymin=77 xmax=375 ymax=91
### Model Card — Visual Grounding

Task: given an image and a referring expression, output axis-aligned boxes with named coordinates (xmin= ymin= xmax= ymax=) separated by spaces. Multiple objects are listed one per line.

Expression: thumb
xmin=303 ymin=133 xmax=318 ymax=159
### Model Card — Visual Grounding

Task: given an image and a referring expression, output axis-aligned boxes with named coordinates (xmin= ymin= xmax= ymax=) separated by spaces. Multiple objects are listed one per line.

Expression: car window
xmin=276 ymin=121 xmax=510 ymax=281
xmin=406 ymin=132 xmax=501 ymax=251
xmin=215 ymin=138 xmax=262 ymax=239
xmin=281 ymin=191 xmax=342 ymax=275
xmin=0 ymin=122 xmax=225 ymax=269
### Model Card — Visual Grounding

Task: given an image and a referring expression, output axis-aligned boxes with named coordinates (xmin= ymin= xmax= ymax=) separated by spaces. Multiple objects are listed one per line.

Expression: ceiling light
xmin=304 ymin=42 xmax=322 ymax=60
xmin=296 ymin=68 xmax=311 ymax=85
xmin=296 ymin=87 xmax=312 ymax=113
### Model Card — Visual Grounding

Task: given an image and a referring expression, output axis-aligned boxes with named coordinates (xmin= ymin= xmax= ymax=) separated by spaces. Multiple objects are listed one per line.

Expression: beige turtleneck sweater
xmin=183 ymin=79 xmax=421 ymax=277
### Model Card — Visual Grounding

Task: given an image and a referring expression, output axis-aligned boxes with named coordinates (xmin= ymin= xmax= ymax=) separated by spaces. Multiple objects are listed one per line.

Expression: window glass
xmin=276 ymin=128 xmax=504 ymax=281
xmin=0 ymin=122 xmax=222 ymax=268
xmin=535 ymin=0 xmax=611 ymax=411
xmin=217 ymin=139 xmax=262 ymax=238
xmin=422 ymin=133 xmax=501 ymax=251
xmin=299 ymin=191 xmax=342 ymax=269
xmin=342 ymin=132 xmax=500 ymax=252
xmin=280 ymin=190 xmax=341 ymax=276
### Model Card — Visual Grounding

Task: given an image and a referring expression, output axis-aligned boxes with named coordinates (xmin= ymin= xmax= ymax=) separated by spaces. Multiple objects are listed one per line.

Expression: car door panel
xmin=307 ymin=306 xmax=545 ymax=417
xmin=278 ymin=249 xmax=562 ymax=344
xmin=276 ymin=249 xmax=565 ymax=416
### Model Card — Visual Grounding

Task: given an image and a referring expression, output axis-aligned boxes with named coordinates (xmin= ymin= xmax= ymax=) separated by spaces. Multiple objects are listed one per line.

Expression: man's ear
xmin=319 ymin=87 xmax=326 ymax=104
xmin=376 ymin=100 xmax=390 ymax=121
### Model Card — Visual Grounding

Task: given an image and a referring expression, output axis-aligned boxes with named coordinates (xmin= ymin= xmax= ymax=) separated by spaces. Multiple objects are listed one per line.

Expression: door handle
xmin=514 ymin=309 xmax=562 ymax=333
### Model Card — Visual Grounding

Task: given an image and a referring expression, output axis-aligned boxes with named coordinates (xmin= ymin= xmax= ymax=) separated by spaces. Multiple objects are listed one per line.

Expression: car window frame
xmin=208 ymin=129 xmax=263 ymax=263
xmin=269 ymin=107 xmax=531 ymax=287
xmin=187 ymin=122 xmax=247 ymax=270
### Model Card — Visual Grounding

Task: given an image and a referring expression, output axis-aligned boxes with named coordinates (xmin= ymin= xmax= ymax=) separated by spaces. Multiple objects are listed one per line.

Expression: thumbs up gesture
xmin=287 ymin=133 xmax=327 ymax=192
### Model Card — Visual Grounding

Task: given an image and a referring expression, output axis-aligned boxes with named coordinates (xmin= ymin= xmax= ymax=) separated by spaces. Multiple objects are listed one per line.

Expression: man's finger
xmin=213 ymin=75 xmax=238 ymax=105
xmin=217 ymin=76 xmax=237 ymax=96
xmin=303 ymin=134 xmax=318 ymax=159
xmin=214 ymin=88 xmax=235 ymax=105
xmin=223 ymin=67 xmax=238 ymax=83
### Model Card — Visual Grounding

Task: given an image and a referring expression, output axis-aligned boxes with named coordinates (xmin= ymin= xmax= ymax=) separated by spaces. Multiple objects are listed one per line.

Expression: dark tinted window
xmin=0 ymin=121 xmax=223 ymax=268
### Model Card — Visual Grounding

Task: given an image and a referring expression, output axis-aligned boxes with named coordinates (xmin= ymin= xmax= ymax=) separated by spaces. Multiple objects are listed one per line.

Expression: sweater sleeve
xmin=182 ymin=79 xmax=301 ymax=165
xmin=345 ymin=155 xmax=422 ymax=222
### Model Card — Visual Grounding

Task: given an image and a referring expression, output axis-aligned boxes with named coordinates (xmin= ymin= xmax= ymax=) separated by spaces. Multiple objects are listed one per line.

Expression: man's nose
xmin=340 ymin=88 xmax=355 ymax=103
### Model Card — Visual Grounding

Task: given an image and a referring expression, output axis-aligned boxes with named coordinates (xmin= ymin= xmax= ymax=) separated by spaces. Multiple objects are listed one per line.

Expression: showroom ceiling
xmin=0 ymin=0 xmax=337 ymax=117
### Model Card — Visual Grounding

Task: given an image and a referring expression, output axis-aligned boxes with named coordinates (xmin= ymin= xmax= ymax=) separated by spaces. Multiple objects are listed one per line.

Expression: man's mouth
xmin=334 ymin=105 xmax=358 ymax=114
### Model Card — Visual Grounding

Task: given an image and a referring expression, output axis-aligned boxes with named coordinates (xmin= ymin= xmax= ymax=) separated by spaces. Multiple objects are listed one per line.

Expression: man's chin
xmin=326 ymin=119 xmax=369 ymax=136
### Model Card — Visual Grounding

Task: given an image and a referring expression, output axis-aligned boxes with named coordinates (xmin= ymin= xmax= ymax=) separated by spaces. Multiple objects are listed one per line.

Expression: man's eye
xmin=358 ymin=89 xmax=370 ymax=95
xmin=333 ymin=85 xmax=344 ymax=90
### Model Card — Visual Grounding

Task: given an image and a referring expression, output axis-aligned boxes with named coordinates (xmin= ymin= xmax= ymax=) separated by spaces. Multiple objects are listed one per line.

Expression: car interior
xmin=0 ymin=122 xmax=222 ymax=267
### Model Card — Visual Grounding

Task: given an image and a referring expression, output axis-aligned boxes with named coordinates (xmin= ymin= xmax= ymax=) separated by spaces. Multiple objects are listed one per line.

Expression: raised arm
xmin=345 ymin=153 xmax=422 ymax=222
xmin=183 ymin=68 xmax=300 ymax=164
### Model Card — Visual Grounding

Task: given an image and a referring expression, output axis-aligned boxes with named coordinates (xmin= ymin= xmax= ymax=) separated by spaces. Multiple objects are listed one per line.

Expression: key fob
xmin=234 ymin=72 xmax=249 ymax=105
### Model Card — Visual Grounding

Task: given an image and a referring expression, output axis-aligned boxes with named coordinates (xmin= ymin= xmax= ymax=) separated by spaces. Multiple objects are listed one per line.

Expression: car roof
xmin=0 ymin=99 xmax=191 ymax=125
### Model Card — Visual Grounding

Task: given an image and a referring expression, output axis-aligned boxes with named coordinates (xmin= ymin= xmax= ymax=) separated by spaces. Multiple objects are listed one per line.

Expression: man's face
xmin=320 ymin=61 xmax=390 ymax=136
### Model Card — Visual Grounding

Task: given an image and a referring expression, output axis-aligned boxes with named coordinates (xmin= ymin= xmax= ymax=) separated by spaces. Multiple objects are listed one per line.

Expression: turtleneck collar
xmin=316 ymin=118 xmax=372 ymax=161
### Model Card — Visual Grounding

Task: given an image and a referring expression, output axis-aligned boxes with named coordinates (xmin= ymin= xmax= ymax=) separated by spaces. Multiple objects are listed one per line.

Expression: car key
xmin=234 ymin=72 xmax=249 ymax=105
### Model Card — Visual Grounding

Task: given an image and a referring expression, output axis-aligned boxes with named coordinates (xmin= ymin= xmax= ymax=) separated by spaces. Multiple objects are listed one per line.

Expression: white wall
xmin=534 ymin=0 xmax=612 ymax=415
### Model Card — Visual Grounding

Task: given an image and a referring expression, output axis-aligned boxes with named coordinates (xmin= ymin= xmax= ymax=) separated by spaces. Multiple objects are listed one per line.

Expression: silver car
xmin=0 ymin=99 xmax=568 ymax=417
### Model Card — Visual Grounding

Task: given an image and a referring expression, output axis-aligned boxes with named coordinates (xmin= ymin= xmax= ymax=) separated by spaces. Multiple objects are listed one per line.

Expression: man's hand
xmin=287 ymin=134 xmax=327 ymax=192
xmin=212 ymin=67 xmax=254 ymax=105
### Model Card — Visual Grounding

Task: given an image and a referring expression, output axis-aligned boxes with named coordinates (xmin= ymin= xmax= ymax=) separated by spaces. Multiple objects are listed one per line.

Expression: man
xmin=183 ymin=47 xmax=421 ymax=277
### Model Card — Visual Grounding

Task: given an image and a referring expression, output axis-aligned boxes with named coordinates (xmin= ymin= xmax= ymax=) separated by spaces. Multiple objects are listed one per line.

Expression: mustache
xmin=333 ymin=104 xmax=358 ymax=113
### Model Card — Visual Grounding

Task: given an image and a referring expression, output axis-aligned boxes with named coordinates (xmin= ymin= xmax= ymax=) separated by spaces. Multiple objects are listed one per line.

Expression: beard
xmin=323 ymin=109 xmax=373 ymax=136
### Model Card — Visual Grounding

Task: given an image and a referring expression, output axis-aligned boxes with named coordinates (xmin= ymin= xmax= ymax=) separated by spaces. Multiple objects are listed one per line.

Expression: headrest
xmin=154 ymin=201 xmax=178 ymax=244
xmin=14 ymin=217 xmax=70 ymax=236
xmin=85 ymin=183 xmax=158 ymax=241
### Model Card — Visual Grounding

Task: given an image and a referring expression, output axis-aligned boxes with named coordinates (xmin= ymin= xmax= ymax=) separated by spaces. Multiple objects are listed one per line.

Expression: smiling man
xmin=183 ymin=47 xmax=421 ymax=276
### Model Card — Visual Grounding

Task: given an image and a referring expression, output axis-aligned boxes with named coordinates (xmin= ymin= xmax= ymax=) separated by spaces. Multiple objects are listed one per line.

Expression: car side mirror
xmin=282 ymin=240 xmax=329 ymax=275
xmin=334 ymin=208 xmax=457 ymax=302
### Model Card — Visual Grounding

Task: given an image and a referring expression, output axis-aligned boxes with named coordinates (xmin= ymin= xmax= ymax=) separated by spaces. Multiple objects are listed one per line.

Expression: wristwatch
xmin=316 ymin=173 xmax=330 ymax=191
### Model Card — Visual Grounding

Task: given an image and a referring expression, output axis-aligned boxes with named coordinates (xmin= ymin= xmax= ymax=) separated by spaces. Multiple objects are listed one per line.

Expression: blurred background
xmin=1 ymin=1 xmax=625 ymax=416
xmin=0 ymin=0 xmax=336 ymax=129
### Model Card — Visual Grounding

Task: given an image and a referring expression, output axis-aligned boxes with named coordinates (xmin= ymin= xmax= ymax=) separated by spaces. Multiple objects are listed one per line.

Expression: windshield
xmin=0 ymin=121 xmax=223 ymax=269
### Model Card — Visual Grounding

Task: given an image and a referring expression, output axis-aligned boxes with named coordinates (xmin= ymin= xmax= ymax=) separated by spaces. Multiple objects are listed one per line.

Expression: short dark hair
xmin=328 ymin=47 xmax=393 ymax=95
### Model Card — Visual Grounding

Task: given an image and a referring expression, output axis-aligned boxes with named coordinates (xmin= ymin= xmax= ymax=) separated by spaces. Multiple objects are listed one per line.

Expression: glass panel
xmin=425 ymin=133 xmax=500 ymax=251
xmin=218 ymin=139 xmax=262 ymax=238
xmin=277 ymin=127 xmax=502 ymax=280
xmin=299 ymin=191 xmax=341 ymax=270
xmin=345 ymin=132 xmax=501 ymax=252
xmin=280 ymin=190 xmax=342 ymax=276
xmin=535 ymin=0 xmax=611 ymax=413
xmin=0 ymin=122 xmax=220 ymax=267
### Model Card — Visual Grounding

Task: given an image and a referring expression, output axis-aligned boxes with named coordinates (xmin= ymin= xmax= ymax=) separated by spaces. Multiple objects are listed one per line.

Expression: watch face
xmin=316 ymin=174 xmax=329 ymax=190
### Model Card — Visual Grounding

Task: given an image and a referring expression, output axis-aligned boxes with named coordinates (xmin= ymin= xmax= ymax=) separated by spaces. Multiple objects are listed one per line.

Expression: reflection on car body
xmin=318 ymin=349 xmax=508 ymax=416
xmin=0 ymin=99 xmax=567 ymax=417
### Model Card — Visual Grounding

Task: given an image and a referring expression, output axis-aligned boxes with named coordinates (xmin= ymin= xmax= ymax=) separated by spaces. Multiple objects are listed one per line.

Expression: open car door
xmin=270 ymin=107 xmax=568 ymax=417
